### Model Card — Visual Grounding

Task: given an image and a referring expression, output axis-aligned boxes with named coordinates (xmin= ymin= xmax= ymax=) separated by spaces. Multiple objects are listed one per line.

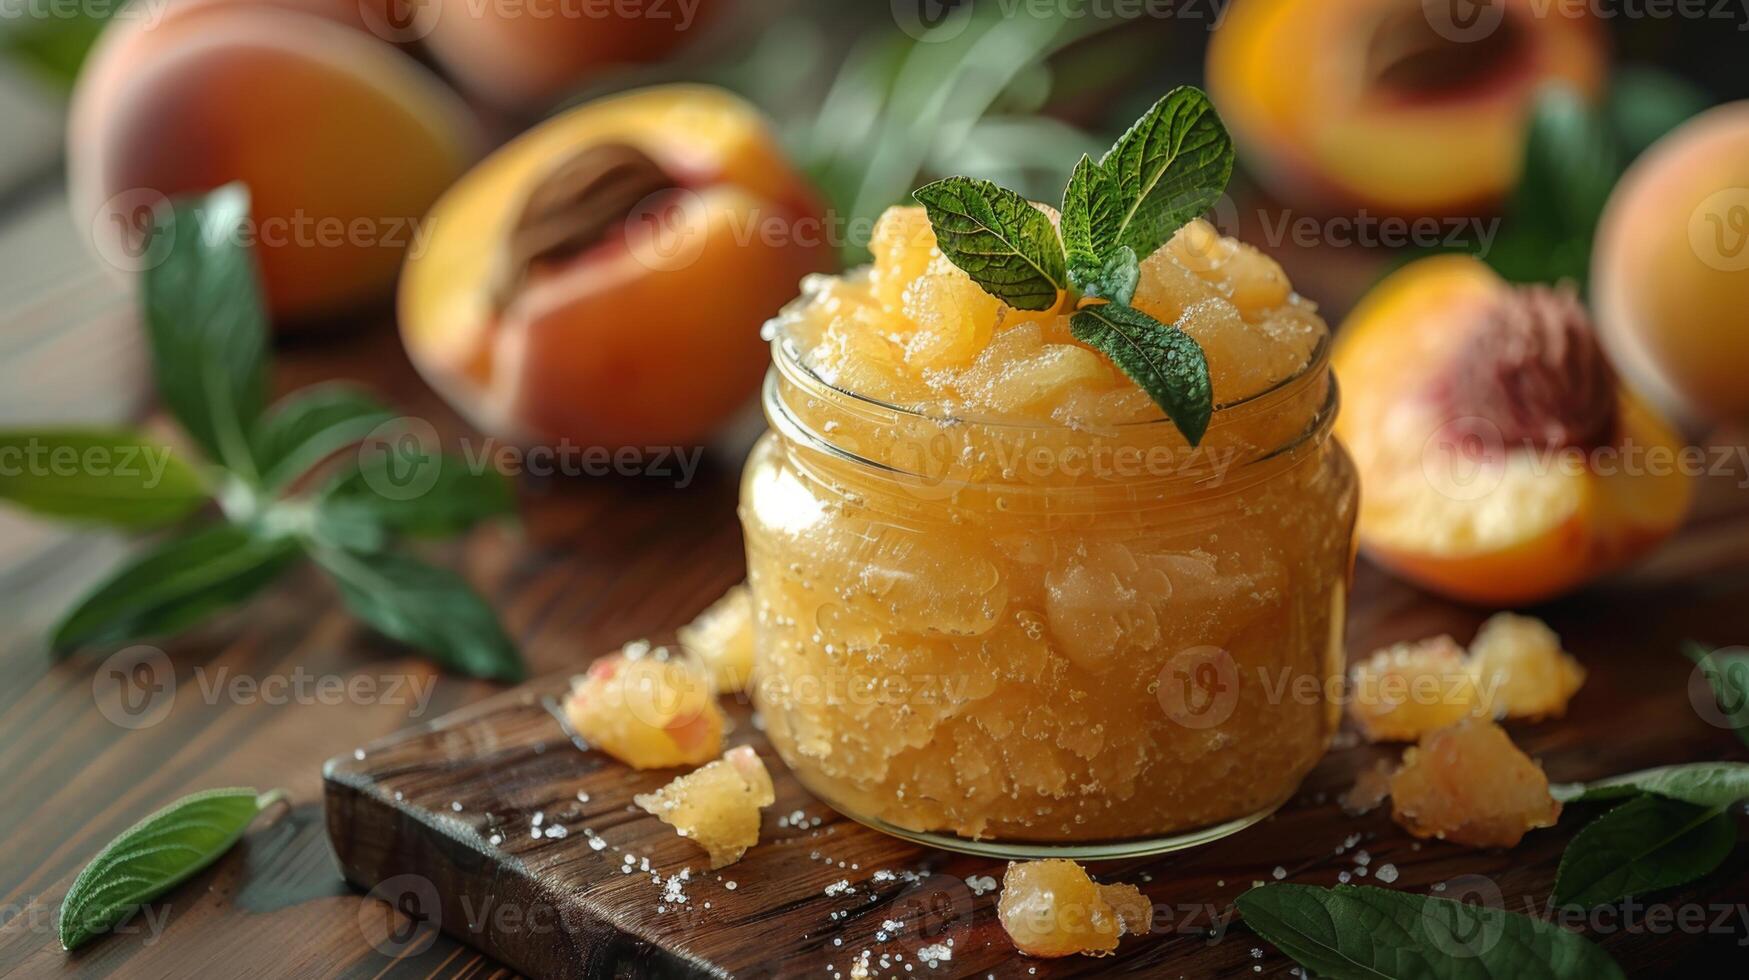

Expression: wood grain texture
xmin=320 ymin=584 xmax=1749 ymax=980
xmin=1 ymin=252 xmax=1748 ymax=978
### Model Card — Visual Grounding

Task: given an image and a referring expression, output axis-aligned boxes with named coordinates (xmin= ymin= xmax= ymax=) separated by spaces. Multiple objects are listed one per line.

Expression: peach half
xmin=1593 ymin=101 xmax=1749 ymax=429
xmin=69 ymin=0 xmax=479 ymax=324
xmin=400 ymin=85 xmax=835 ymax=450
xmin=1334 ymin=255 xmax=1692 ymax=604
xmin=1208 ymin=0 xmax=1606 ymax=215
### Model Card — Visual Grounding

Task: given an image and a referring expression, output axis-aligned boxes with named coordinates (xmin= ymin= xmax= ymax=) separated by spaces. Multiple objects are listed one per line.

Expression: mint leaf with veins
xmin=913 ymin=176 xmax=1065 ymax=311
xmin=1061 ymin=154 xmax=1123 ymax=289
xmin=1070 ymin=302 xmax=1211 ymax=446
xmin=1100 ymin=86 xmax=1234 ymax=261
xmin=1553 ymin=795 xmax=1736 ymax=909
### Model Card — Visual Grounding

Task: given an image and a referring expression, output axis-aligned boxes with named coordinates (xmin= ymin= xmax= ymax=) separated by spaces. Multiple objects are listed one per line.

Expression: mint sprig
xmin=913 ymin=86 xmax=1234 ymax=445
xmin=0 ymin=184 xmax=523 ymax=681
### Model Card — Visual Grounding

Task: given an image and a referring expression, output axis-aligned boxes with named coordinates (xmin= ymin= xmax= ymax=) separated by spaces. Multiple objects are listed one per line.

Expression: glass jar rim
xmin=764 ymin=323 xmax=1339 ymax=498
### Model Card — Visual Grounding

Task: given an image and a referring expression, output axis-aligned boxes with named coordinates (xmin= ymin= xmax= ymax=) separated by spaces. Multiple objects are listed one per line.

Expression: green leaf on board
xmin=59 ymin=787 xmax=281 ymax=950
xmin=0 ymin=430 xmax=207 ymax=529
xmin=913 ymin=176 xmax=1066 ymax=310
xmin=1237 ymin=883 xmax=1625 ymax=980
xmin=1552 ymin=795 xmax=1736 ymax=909
xmin=1069 ymin=303 xmax=1212 ymax=446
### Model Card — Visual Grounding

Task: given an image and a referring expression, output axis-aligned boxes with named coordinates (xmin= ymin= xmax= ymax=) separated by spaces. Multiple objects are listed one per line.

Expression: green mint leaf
xmin=250 ymin=384 xmax=394 ymax=490
xmin=1077 ymin=245 xmax=1139 ymax=306
xmin=913 ymin=176 xmax=1065 ymax=311
xmin=1061 ymin=154 xmax=1123 ymax=284
xmin=59 ymin=787 xmax=281 ymax=950
xmin=1237 ymin=883 xmax=1624 ymax=980
xmin=142 ymin=184 xmax=270 ymax=477
xmin=1070 ymin=303 xmax=1212 ymax=446
xmin=318 ymin=451 xmax=515 ymax=543
xmin=51 ymin=524 xmax=299 ymax=654
xmin=1684 ymin=643 xmax=1749 ymax=748
xmin=0 ymin=429 xmax=207 ymax=529
xmin=1552 ymin=796 xmax=1736 ymax=909
xmin=310 ymin=546 xmax=524 ymax=681
xmin=1100 ymin=86 xmax=1234 ymax=261
xmin=1552 ymin=762 xmax=1749 ymax=808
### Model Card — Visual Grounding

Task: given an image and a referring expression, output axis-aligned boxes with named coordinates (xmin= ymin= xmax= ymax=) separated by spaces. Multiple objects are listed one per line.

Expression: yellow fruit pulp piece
xmin=997 ymin=859 xmax=1149 ymax=958
xmin=677 ymin=584 xmax=757 ymax=694
xmin=564 ymin=643 xmax=724 ymax=769
xmin=1390 ymin=719 xmax=1561 ymax=849
xmin=634 ymin=745 xmax=775 ymax=868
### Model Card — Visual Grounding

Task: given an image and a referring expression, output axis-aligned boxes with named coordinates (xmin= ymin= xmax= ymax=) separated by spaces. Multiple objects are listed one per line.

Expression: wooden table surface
xmin=0 ymin=316 xmax=1745 ymax=978
xmin=3 ymin=168 xmax=1749 ymax=976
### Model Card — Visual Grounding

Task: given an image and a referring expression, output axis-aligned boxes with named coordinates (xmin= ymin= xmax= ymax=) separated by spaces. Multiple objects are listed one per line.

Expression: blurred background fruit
xmin=1208 ymin=0 xmax=1608 ymax=216
xmin=400 ymin=85 xmax=834 ymax=450
xmin=1334 ymin=254 xmax=1692 ymax=604
xmin=67 ymin=0 xmax=479 ymax=325
xmin=1592 ymin=101 xmax=1749 ymax=429
xmin=422 ymin=0 xmax=722 ymax=112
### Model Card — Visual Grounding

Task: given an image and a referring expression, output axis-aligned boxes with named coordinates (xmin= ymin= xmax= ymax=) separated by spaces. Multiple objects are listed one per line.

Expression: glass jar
xmin=739 ymin=328 xmax=1358 ymax=859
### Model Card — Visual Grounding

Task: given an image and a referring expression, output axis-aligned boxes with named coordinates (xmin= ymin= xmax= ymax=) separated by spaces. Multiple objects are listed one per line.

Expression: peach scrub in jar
xmin=738 ymin=202 xmax=1358 ymax=857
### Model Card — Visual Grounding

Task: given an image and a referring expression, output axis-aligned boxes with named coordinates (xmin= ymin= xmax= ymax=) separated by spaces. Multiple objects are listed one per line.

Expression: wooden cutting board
xmin=323 ymin=527 xmax=1749 ymax=979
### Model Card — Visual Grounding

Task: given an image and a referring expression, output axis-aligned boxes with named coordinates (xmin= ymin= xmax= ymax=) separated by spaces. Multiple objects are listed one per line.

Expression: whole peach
xmin=69 ymin=0 xmax=479 ymax=324
xmin=422 ymin=0 xmax=721 ymax=111
xmin=1592 ymin=101 xmax=1749 ymax=428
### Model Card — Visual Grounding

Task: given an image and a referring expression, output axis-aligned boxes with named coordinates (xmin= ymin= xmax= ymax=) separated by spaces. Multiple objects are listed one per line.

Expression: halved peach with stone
xmin=1208 ymin=0 xmax=1606 ymax=215
xmin=401 ymin=85 xmax=835 ymax=450
xmin=69 ymin=0 xmax=478 ymax=324
xmin=1334 ymin=255 xmax=1691 ymax=604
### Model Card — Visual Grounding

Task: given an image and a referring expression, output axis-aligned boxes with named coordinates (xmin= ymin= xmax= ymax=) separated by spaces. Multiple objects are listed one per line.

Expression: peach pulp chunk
xmin=677 ymin=584 xmax=756 ymax=694
xmin=634 ymin=746 xmax=775 ymax=868
xmin=1347 ymin=636 xmax=1480 ymax=743
xmin=563 ymin=642 xmax=723 ymax=769
xmin=1390 ymin=719 xmax=1561 ymax=849
xmin=1467 ymin=613 xmax=1585 ymax=721
xmin=740 ymin=206 xmax=1358 ymax=845
xmin=997 ymin=860 xmax=1150 ymax=958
